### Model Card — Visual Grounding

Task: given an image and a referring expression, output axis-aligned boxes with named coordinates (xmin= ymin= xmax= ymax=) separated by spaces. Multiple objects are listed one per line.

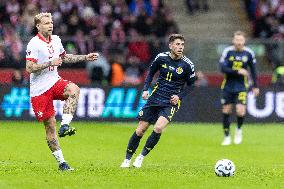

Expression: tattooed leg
xmin=44 ymin=117 xmax=67 ymax=164
xmin=63 ymin=83 xmax=80 ymax=115
xmin=44 ymin=117 xmax=60 ymax=152
xmin=46 ymin=137 xmax=60 ymax=152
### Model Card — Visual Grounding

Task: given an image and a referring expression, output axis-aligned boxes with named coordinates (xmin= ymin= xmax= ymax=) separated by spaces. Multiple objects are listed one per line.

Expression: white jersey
xmin=26 ymin=34 xmax=66 ymax=97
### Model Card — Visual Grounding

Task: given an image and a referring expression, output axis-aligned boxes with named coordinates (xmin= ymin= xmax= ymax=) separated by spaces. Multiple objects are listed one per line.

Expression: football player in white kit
xmin=26 ymin=12 xmax=99 ymax=171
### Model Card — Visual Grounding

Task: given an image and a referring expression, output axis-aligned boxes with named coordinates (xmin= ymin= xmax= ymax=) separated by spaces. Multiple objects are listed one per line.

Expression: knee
xmin=222 ymin=106 xmax=232 ymax=114
xmin=236 ymin=106 xmax=246 ymax=117
xmin=154 ymin=126 xmax=163 ymax=134
xmin=72 ymin=84 xmax=80 ymax=96
xmin=68 ymin=83 xmax=80 ymax=96
xmin=74 ymin=84 xmax=80 ymax=95
xmin=236 ymin=110 xmax=246 ymax=117
xmin=136 ymin=127 xmax=148 ymax=136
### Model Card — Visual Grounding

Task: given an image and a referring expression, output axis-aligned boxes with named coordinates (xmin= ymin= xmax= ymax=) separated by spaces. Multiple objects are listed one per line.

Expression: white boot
xmin=221 ymin=136 xmax=231 ymax=146
xmin=120 ymin=159 xmax=131 ymax=168
xmin=133 ymin=154 xmax=144 ymax=168
xmin=234 ymin=128 xmax=242 ymax=144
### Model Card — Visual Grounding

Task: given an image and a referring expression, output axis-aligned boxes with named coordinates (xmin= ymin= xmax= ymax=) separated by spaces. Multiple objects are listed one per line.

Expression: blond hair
xmin=34 ymin=12 xmax=52 ymax=26
xmin=233 ymin=31 xmax=246 ymax=38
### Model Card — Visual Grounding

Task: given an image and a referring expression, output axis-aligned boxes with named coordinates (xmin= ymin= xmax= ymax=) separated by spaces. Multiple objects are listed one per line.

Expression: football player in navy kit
xmin=220 ymin=31 xmax=259 ymax=146
xmin=120 ymin=34 xmax=196 ymax=168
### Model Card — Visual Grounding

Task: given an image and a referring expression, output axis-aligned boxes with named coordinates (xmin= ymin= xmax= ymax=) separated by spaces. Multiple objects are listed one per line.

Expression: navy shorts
xmin=137 ymin=105 xmax=179 ymax=124
xmin=221 ymin=90 xmax=247 ymax=105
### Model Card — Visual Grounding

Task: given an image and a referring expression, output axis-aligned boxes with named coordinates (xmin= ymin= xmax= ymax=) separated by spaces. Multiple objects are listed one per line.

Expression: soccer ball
xmin=214 ymin=159 xmax=235 ymax=177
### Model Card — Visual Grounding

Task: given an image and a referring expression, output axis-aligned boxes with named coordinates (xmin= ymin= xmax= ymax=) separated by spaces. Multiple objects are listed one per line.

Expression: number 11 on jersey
xmin=166 ymin=72 xmax=172 ymax=81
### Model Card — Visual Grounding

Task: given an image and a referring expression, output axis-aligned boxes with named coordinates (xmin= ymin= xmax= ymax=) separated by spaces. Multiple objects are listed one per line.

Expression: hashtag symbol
xmin=1 ymin=87 xmax=30 ymax=117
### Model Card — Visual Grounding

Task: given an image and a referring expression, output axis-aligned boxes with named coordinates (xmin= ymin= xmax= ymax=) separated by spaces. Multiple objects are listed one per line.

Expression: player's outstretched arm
xmin=26 ymin=58 xmax=62 ymax=73
xmin=61 ymin=53 xmax=99 ymax=64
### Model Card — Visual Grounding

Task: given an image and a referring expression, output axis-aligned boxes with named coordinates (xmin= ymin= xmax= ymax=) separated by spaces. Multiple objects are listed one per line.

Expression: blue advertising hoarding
xmin=0 ymin=85 xmax=283 ymax=122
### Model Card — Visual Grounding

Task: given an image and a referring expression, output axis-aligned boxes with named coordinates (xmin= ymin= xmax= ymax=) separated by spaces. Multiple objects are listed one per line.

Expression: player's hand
xmin=170 ymin=95 xmax=179 ymax=105
xmin=51 ymin=58 xmax=62 ymax=66
xmin=252 ymin=87 xmax=260 ymax=97
xmin=86 ymin=53 xmax=99 ymax=61
xmin=238 ymin=68 xmax=248 ymax=76
xmin=142 ymin=91 xmax=149 ymax=100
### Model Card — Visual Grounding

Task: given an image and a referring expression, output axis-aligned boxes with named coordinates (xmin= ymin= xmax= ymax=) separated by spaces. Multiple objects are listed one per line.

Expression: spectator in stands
xmin=74 ymin=29 xmax=88 ymax=55
xmin=0 ymin=0 xmax=177 ymax=72
xmin=135 ymin=10 xmax=153 ymax=35
xmin=110 ymin=55 xmax=125 ymax=86
xmin=124 ymin=55 xmax=145 ymax=85
xmin=127 ymin=0 xmax=153 ymax=16
xmin=86 ymin=53 xmax=110 ymax=86
xmin=149 ymin=35 xmax=164 ymax=62
xmin=248 ymin=0 xmax=284 ymax=38
xmin=243 ymin=0 xmax=257 ymax=20
xmin=185 ymin=0 xmax=209 ymax=15
xmin=21 ymin=4 xmax=38 ymax=34
xmin=5 ymin=0 xmax=20 ymax=16
xmin=0 ymin=44 xmax=7 ymax=67
xmin=66 ymin=7 xmax=82 ymax=35
xmin=111 ymin=20 xmax=126 ymax=51
xmin=246 ymin=0 xmax=284 ymax=71
xmin=164 ymin=12 xmax=179 ymax=36
xmin=127 ymin=28 xmax=151 ymax=64
xmin=11 ymin=69 xmax=27 ymax=85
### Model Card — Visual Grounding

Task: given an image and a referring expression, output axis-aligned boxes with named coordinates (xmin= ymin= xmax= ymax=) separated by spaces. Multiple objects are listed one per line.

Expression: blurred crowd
xmin=244 ymin=0 xmax=284 ymax=39
xmin=244 ymin=0 xmax=283 ymax=75
xmin=185 ymin=0 xmax=209 ymax=15
xmin=0 ymin=0 xmax=179 ymax=86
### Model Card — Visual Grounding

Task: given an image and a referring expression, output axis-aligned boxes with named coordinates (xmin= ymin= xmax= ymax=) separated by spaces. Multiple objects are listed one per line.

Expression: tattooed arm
xmin=61 ymin=54 xmax=86 ymax=63
xmin=26 ymin=58 xmax=62 ymax=73
xmin=61 ymin=53 xmax=99 ymax=64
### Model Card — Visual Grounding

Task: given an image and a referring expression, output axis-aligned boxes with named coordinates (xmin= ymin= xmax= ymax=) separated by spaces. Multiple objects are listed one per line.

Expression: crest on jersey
xmin=26 ymin=50 xmax=31 ymax=56
xmin=176 ymin=67 xmax=183 ymax=74
xmin=242 ymin=56 xmax=248 ymax=62
xmin=162 ymin=64 xmax=167 ymax=69
xmin=138 ymin=110 xmax=143 ymax=117
xmin=229 ymin=56 xmax=234 ymax=61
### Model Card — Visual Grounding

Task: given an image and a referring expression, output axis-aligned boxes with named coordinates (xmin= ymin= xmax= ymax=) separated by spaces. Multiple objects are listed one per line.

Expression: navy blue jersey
xmin=219 ymin=46 xmax=257 ymax=93
xmin=143 ymin=52 xmax=196 ymax=106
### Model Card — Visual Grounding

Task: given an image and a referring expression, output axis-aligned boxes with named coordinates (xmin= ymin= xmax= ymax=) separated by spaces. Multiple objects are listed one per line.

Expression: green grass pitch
xmin=0 ymin=121 xmax=283 ymax=189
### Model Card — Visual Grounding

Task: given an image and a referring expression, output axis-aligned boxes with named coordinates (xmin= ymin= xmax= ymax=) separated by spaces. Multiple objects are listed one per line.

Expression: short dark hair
xmin=233 ymin=31 xmax=246 ymax=38
xmin=168 ymin=34 xmax=185 ymax=43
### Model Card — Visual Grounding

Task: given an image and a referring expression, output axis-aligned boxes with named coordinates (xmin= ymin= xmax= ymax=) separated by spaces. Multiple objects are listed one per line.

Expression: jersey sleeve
xmin=142 ymin=55 xmax=161 ymax=91
xmin=186 ymin=62 xmax=196 ymax=85
xmin=177 ymin=62 xmax=196 ymax=99
xmin=248 ymin=50 xmax=257 ymax=87
xmin=249 ymin=49 xmax=257 ymax=65
xmin=219 ymin=48 xmax=238 ymax=76
xmin=26 ymin=40 xmax=39 ymax=63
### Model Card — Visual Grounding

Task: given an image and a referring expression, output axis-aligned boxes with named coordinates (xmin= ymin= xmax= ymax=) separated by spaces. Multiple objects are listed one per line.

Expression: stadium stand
xmin=0 ymin=0 xmax=177 ymax=85
xmin=0 ymin=0 xmax=283 ymax=87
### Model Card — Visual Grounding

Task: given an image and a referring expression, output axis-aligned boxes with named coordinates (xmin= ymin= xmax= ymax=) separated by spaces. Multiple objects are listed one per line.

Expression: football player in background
xmin=219 ymin=31 xmax=259 ymax=146
xmin=26 ymin=12 xmax=99 ymax=170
